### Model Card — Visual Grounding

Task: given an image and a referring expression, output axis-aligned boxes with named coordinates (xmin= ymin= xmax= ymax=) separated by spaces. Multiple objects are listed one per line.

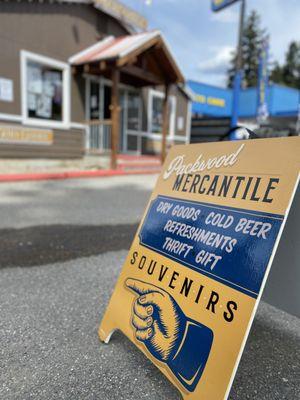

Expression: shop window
xmin=21 ymin=51 xmax=70 ymax=128
xmin=148 ymin=90 xmax=176 ymax=136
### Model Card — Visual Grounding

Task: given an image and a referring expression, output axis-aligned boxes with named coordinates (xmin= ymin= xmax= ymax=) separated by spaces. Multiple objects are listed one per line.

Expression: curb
xmin=0 ymin=168 xmax=161 ymax=183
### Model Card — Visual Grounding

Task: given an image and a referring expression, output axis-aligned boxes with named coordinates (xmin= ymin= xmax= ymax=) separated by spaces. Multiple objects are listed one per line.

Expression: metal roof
xmin=69 ymin=31 xmax=160 ymax=65
xmin=69 ymin=30 xmax=185 ymax=84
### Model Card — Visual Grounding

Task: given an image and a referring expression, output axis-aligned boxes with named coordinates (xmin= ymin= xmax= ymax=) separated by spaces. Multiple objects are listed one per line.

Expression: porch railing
xmin=85 ymin=119 xmax=112 ymax=153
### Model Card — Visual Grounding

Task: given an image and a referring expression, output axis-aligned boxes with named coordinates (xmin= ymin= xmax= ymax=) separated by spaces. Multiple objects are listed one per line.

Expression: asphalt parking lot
xmin=0 ymin=176 xmax=299 ymax=400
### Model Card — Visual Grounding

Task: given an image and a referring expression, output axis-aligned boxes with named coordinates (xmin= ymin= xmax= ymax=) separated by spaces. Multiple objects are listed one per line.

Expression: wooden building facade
xmin=0 ymin=0 xmax=191 ymax=160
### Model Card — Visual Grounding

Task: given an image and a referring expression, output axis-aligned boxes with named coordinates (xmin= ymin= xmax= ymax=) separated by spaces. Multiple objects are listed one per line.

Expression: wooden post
xmin=161 ymin=84 xmax=170 ymax=164
xmin=110 ymin=68 xmax=120 ymax=170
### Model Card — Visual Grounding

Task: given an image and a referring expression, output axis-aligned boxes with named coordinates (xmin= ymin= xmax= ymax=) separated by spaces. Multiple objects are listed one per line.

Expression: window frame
xmin=21 ymin=50 xmax=70 ymax=129
xmin=147 ymin=89 xmax=176 ymax=138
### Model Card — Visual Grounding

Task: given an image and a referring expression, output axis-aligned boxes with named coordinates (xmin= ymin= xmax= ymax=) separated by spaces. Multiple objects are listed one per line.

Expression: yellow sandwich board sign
xmin=99 ymin=137 xmax=299 ymax=399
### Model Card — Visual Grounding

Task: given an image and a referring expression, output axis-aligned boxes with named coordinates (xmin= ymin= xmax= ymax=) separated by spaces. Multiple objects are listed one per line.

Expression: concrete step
xmin=117 ymin=155 xmax=161 ymax=172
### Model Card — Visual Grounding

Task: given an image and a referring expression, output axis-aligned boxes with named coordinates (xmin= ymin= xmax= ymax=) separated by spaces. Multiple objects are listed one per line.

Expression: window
xmin=21 ymin=51 xmax=70 ymax=129
xmin=127 ymin=92 xmax=140 ymax=131
xmin=89 ymin=81 xmax=100 ymax=120
xmin=148 ymin=90 xmax=176 ymax=136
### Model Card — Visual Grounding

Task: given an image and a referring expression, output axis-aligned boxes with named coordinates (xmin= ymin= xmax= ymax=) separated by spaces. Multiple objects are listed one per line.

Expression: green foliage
xmin=227 ymin=10 xmax=265 ymax=88
xmin=270 ymin=41 xmax=300 ymax=89
xmin=227 ymin=9 xmax=299 ymax=90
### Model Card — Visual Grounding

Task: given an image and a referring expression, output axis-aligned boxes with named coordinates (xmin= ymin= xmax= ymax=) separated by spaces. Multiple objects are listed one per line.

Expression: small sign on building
xmin=0 ymin=78 xmax=13 ymax=102
xmin=0 ymin=125 xmax=53 ymax=145
xmin=99 ymin=137 xmax=299 ymax=399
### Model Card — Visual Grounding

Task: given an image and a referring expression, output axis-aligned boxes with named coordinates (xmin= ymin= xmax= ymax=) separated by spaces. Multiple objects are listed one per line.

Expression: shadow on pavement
xmin=0 ymin=223 xmax=138 ymax=269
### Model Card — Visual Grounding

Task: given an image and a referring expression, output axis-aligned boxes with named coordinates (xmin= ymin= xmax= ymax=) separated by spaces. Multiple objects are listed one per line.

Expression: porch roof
xmin=69 ymin=31 xmax=185 ymax=85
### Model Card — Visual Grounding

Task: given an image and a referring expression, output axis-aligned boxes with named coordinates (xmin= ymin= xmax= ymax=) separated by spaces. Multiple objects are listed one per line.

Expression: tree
xmin=270 ymin=61 xmax=283 ymax=84
xmin=227 ymin=10 xmax=265 ymax=88
xmin=270 ymin=41 xmax=300 ymax=89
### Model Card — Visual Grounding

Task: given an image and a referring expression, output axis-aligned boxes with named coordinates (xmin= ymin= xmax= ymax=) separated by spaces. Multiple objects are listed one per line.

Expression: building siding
xmin=0 ymin=121 xmax=84 ymax=158
xmin=0 ymin=2 xmax=189 ymax=158
xmin=0 ymin=2 xmax=128 ymax=158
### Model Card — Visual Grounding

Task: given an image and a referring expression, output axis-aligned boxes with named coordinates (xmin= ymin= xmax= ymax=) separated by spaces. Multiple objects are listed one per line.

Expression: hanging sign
xmin=211 ymin=0 xmax=239 ymax=12
xmin=99 ymin=137 xmax=299 ymax=399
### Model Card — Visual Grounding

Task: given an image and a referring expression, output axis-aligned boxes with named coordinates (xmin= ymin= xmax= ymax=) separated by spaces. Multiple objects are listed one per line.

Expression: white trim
xmin=169 ymin=95 xmax=176 ymax=139
xmin=0 ymin=113 xmax=22 ymax=122
xmin=186 ymin=100 xmax=192 ymax=144
xmin=0 ymin=112 xmax=85 ymax=130
xmin=145 ymin=132 xmax=186 ymax=142
xmin=127 ymin=130 xmax=186 ymax=142
xmin=147 ymin=88 xmax=176 ymax=137
xmin=68 ymin=36 xmax=114 ymax=64
xmin=20 ymin=50 xmax=71 ymax=130
xmin=171 ymin=135 xmax=186 ymax=142
xmin=70 ymin=122 xmax=85 ymax=130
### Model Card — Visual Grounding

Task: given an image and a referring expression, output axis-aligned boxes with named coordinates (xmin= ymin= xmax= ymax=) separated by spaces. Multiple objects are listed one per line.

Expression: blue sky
xmin=121 ymin=0 xmax=300 ymax=87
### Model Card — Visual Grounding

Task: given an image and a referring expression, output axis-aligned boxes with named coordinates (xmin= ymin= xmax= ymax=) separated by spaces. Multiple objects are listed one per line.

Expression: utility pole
xmin=230 ymin=0 xmax=246 ymax=131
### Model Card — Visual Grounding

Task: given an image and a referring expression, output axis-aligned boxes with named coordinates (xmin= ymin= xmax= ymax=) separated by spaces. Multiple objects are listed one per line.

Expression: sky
xmin=121 ymin=0 xmax=300 ymax=87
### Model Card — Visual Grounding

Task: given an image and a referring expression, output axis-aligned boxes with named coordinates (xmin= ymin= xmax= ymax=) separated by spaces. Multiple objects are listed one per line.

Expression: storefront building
xmin=0 ymin=0 xmax=191 ymax=159
xmin=188 ymin=79 xmax=300 ymax=136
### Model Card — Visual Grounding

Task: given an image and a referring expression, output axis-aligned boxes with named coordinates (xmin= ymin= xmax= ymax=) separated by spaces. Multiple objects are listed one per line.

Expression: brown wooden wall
xmin=0 ymin=123 xmax=84 ymax=159
xmin=0 ymin=1 xmax=128 ymax=121
xmin=0 ymin=1 xmax=128 ymax=158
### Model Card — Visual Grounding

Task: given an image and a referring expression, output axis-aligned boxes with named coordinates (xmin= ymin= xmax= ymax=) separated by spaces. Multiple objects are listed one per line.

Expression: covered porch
xmin=70 ymin=31 xmax=185 ymax=169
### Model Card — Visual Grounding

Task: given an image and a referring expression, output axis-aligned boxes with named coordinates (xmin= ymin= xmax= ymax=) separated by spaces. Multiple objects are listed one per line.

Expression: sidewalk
xmin=0 ymin=154 xmax=161 ymax=182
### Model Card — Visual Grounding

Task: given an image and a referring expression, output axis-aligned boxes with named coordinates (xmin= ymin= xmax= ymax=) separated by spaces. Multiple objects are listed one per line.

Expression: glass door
xmin=86 ymin=78 xmax=142 ymax=154
xmin=126 ymin=90 xmax=142 ymax=153
xmin=88 ymin=80 xmax=101 ymax=152
xmin=119 ymin=89 xmax=126 ymax=153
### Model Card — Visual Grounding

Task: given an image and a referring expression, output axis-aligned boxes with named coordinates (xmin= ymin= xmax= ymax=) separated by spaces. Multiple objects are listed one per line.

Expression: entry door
xmin=126 ymin=91 xmax=142 ymax=154
xmin=86 ymin=79 xmax=111 ymax=152
xmin=86 ymin=79 xmax=102 ymax=152
xmin=119 ymin=89 xmax=126 ymax=152
xmin=86 ymin=79 xmax=140 ymax=154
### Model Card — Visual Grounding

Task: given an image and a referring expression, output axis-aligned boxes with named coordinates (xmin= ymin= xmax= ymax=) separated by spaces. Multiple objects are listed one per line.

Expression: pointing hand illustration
xmin=125 ymin=278 xmax=186 ymax=362
xmin=125 ymin=278 xmax=214 ymax=392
